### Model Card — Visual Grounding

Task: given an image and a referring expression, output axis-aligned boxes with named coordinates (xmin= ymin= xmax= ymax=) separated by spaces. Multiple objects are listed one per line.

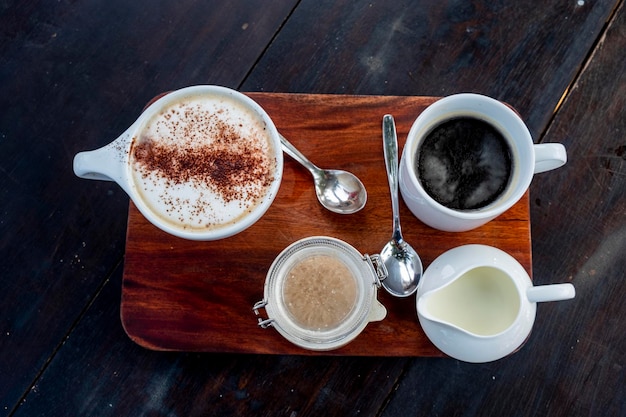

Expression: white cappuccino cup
xmin=73 ymin=85 xmax=283 ymax=240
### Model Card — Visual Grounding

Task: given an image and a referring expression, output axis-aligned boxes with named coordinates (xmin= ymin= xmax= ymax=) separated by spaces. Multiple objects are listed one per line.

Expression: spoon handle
xmin=279 ymin=134 xmax=321 ymax=174
xmin=382 ymin=115 xmax=402 ymax=242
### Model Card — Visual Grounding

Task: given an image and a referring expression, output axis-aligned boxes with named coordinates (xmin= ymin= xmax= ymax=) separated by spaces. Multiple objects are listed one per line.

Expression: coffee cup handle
xmin=533 ymin=143 xmax=567 ymax=174
xmin=73 ymin=130 xmax=131 ymax=183
xmin=526 ymin=283 xmax=575 ymax=303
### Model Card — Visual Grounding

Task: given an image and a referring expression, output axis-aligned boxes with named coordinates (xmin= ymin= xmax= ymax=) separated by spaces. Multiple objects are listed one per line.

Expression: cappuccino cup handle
xmin=526 ymin=283 xmax=575 ymax=303
xmin=533 ymin=143 xmax=567 ymax=174
xmin=73 ymin=131 xmax=131 ymax=183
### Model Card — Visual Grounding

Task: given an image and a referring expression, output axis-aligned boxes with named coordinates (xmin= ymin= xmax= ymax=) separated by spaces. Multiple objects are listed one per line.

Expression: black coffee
xmin=416 ymin=117 xmax=512 ymax=210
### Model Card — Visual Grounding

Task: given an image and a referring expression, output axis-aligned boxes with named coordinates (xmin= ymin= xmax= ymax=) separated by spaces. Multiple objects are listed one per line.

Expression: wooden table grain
xmin=1 ymin=1 xmax=624 ymax=416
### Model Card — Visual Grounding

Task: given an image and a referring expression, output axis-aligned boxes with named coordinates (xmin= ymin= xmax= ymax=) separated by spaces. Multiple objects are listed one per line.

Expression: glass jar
xmin=253 ymin=236 xmax=387 ymax=351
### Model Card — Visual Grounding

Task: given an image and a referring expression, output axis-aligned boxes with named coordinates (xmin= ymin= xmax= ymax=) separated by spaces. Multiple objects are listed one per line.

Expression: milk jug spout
xmin=416 ymin=289 xmax=468 ymax=332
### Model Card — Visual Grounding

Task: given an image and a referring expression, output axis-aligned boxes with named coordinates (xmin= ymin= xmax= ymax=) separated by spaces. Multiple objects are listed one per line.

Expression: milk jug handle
xmin=533 ymin=143 xmax=567 ymax=174
xmin=526 ymin=283 xmax=575 ymax=303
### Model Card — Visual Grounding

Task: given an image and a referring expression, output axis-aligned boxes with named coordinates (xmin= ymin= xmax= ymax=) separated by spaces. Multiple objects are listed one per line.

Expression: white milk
xmin=423 ymin=266 xmax=520 ymax=336
xmin=130 ymin=94 xmax=277 ymax=232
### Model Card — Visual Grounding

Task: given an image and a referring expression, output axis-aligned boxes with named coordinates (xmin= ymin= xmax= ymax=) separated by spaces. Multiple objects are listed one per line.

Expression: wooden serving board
xmin=121 ymin=93 xmax=532 ymax=356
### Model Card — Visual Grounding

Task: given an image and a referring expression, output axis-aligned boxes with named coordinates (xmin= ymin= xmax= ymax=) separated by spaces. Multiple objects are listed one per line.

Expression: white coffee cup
xmin=73 ymin=85 xmax=283 ymax=240
xmin=399 ymin=93 xmax=567 ymax=232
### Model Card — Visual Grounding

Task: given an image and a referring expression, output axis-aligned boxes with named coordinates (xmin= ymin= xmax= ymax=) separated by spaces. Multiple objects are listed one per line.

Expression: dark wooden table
xmin=1 ymin=1 xmax=624 ymax=416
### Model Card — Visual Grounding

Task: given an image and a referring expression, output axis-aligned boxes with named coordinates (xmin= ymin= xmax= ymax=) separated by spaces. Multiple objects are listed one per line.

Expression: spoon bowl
xmin=380 ymin=115 xmax=422 ymax=297
xmin=280 ymin=134 xmax=367 ymax=214
xmin=380 ymin=239 xmax=422 ymax=297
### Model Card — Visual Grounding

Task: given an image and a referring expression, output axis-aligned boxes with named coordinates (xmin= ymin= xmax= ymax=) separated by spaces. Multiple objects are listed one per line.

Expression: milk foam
xmin=130 ymin=94 xmax=277 ymax=231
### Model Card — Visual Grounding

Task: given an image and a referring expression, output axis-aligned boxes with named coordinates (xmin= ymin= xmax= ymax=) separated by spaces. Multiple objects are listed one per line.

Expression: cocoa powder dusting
xmin=133 ymin=139 xmax=273 ymax=203
xmin=132 ymin=105 xmax=274 ymax=205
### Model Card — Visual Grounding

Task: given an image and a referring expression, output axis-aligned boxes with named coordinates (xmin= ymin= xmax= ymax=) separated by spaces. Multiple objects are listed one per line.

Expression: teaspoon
xmin=379 ymin=115 xmax=422 ymax=297
xmin=280 ymin=134 xmax=367 ymax=214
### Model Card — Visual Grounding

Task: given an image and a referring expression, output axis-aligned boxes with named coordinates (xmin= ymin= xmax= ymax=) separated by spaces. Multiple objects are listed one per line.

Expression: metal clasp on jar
xmin=252 ymin=300 xmax=275 ymax=328
xmin=364 ymin=253 xmax=387 ymax=287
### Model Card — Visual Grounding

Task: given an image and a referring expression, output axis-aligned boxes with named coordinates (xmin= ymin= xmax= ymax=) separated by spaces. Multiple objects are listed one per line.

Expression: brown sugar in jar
xmin=254 ymin=236 xmax=387 ymax=351
xmin=283 ymin=255 xmax=358 ymax=331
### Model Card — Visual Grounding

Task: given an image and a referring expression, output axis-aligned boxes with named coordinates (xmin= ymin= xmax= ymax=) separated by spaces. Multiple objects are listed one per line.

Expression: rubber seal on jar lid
xmin=259 ymin=236 xmax=383 ymax=351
